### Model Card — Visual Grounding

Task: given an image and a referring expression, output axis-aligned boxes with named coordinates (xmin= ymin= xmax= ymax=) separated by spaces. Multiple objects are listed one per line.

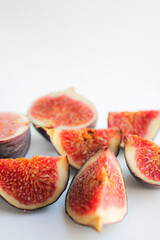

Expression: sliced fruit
xmin=65 ymin=149 xmax=127 ymax=232
xmin=125 ymin=134 xmax=160 ymax=187
xmin=0 ymin=155 xmax=69 ymax=210
xmin=0 ymin=112 xmax=31 ymax=158
xmin=108 ymin=110 xmax=160 ymax=147
xmin=28 ymin=88 xmax=97 ymax=139
xmin=45 ymin=127 xmax=121 ymax=169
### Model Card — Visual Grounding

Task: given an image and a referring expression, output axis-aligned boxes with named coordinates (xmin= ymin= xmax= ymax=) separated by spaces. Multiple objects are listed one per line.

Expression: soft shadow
xmin=124 ymin=173 xmax=143 ymax=190
xmin=63 ymin=209 xmax=97 ymax=234
xmin=63 ymin=207 xmax=124 ymax=236
xmin=0 ymin=196 xmax=48 ymax=215
xmin=26 ymin=134 xmax=58 ymax=158
xmin=0 ymin=197 xmax=23 ymax=214
xmin=69 ymin=166 xmax=78 ymax=177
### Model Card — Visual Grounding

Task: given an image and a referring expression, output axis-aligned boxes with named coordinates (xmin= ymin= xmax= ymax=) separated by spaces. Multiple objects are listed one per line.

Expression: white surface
xmin=0 ymin=0 xmax=160 ymax=239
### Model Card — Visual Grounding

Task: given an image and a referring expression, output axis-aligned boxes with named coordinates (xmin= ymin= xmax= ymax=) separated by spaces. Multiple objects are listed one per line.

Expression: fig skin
xmin=0 ymin=155 xmax=70 ymax=210
xmin=33 ymin=125 xmax=50 ymax=141
xmin=28 ymin=88 xmax=97 ymax=140
xmin=65 ymin=149 xmax=127 ymax=232
xmin=0 ymin=113 xmax=31 ymax=159
xmin=124 ymin=135 xmax=160 ymax=188
xmin=0 ymin=128 xmax=31 ymax=159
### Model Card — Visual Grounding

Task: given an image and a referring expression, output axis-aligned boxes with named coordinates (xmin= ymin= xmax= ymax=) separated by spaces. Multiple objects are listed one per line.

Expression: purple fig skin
xmin=124 ymin=138 xmax=160 ymax=188
xmin=0 ymin=127 xmax=31 ymax=159
xmin=33 ymin=125 xmax=50 ymax=141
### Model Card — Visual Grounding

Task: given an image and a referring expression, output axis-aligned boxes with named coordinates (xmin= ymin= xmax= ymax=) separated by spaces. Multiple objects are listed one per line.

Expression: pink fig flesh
xmin=28 ymin=88 xmax=97 ymax=139
xmin=66 ymin=149 xmax=127 ymax=232
xmin=108 ymin=110 xmax=160 ymax=147
xmin=125 ymin=134 xmax=160 ymax=187
xmin=0 ymin=155 xmax=69 ymax=210
xmin=45 ymin=127 xmax=122 ymax=169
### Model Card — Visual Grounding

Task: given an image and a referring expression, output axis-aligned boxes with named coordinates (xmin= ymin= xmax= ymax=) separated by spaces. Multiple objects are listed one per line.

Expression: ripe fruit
xmin=65 ymin=149 xmax=127 ymax=232
xmin=0 ymin=112 xmax=31 ymax=158
xmin=45 ymin=127 xmax=122 ymax=169
xmin=0 ymin=155 xmax=69 ymax=210
xmin=108 ymin=110 xmax=160 ymax=147
xmin=28 ymin=88 xmax=97 ymax=139
xmin=125 ymin=134 xmax=160 ymax=187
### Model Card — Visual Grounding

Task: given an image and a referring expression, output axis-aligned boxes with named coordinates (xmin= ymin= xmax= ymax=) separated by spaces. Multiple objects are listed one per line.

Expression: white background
xmin=0 ymin=0 xmax=160 ymax=239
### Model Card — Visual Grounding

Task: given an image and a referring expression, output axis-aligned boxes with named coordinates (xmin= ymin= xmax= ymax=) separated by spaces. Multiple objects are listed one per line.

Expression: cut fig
xmin=65 ymin=149 xmax=127 ymax=232
xmin=0 ymin=155 xmax=69 ymax=210
xmin=108 ymin=110 xmax=160 ymax=147
xmin=45 ymin=127 xmax=121 ymax=169
xmin=28 ymin=88 xmax=97 ymax=139
xmin=125 ymin=134 xmax=160 ymax=187
xmin=0 ymin=112 xmax=31 ymax=158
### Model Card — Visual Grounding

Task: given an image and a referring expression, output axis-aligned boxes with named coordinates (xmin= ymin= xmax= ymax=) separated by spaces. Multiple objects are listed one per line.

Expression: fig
xmin=28 ymin=88 xmax=97 ymax=139
xmin=124 ymin=134 xmax=160 ymax=187
xmin=65 ymin=149 xmax=127 ymax=232
xmin=45 ymin=127 xmax=122 ymax=169
xmin=0 ymin=112 xmax=31 ymax=158
xmin=0 ymin=155 xmax=69 ymax=210
xmin=108 ymin=110 xmax=160 ymax=147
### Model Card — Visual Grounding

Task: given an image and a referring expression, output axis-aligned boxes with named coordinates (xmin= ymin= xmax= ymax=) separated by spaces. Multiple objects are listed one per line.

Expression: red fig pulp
xmin=28 ymin=89 xmax=97 ymax=140
xmin=0 ymin=155 xmax=69 ymax=210
xmin=46 ymin=127 xmax=121 ymax=169
xmin=66 ymin=149 xmax=127 ymax=232
xmin=108 ymin=110 xmax=160 ymax=147
xmin=125 ymin=134 xmax=160 ymax=187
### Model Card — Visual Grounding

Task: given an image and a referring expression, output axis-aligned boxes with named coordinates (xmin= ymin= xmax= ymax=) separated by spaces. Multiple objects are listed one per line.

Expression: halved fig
xmin=45 ymin=127 xmax=121 ymax=169
xmin=0 ymin=112 xmax=31 ymax=158
xmin=108 ymin=110 xmax=160 ymax=147
xmin=65 ymin=149 xmax=127 ymax=232
xmin=0 ymin=155 xmax=69 ymax=210
xmin=125 ymin=134 xmax=160 ymax=187
xmin=28 ymin=88 xmax=97 ymax=139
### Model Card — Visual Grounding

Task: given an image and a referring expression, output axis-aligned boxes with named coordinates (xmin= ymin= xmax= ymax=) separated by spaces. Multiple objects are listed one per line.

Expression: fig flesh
xmin=108 ymin=110 xmax=160 ymax=147
xmin=45 ymin=127 xmax=121 ymax=169
xmin=65 ymin=149 xmax=127 ymax=232
xmin=125 ymin=134 xmax=160 ymax=187
xmin=0 ymin=155 xmax=69 ymax=210
xmin=28 ymin=88 xmax=97 ymax=139
xmin=0 ymin=112 xmax=31 ymax=158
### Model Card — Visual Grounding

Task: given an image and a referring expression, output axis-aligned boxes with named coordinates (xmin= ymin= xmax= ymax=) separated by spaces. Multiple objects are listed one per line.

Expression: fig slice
xmin=45 ymin=127 xmax=121 ymax=170
xmin=0 ymin=155 xmax=69 ymax=210
xmin=65 ymin=149 xmax=127 ymax=232
xmin=108 ymin=110 xmax=160 ymax=147
xmin=124 ymin=134 xmax=160 ymax=187
xmin=0 ymin=112 xmax=31 ymax=158
xmin=28 ymin=88 xmax=97 ymax=139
